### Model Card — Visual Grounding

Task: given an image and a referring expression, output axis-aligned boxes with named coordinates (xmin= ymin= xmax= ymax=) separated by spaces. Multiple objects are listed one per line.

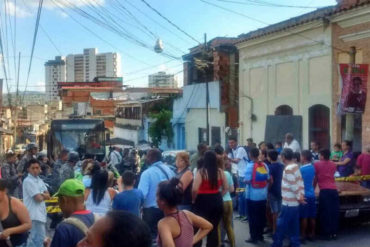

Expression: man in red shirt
xmin=356 ymin=145 xmax=370 ymax=188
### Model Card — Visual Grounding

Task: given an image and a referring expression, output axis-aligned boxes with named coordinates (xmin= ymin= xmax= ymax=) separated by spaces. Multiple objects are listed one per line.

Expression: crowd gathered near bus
xmin=1 ymin=133 xmax=370 ymax=247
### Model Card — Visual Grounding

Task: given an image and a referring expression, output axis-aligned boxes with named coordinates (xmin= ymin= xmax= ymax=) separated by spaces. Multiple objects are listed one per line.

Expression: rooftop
xmin=236 ymin=0 xmax=370 ymax=43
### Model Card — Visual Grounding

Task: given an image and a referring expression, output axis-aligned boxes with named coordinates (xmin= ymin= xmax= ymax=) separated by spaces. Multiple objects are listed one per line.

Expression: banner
xmin=339 ymin=64 xmax=368 ymax=113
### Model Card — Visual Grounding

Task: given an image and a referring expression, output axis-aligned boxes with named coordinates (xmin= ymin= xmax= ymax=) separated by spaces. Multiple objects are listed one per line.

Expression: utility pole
xmin=13 ymin=52 xmax=21 ymax=148
xmin=344 ymin=46 xmax=356 ymax=141
xmin=204 ymin=33 xmax=210 ymax=145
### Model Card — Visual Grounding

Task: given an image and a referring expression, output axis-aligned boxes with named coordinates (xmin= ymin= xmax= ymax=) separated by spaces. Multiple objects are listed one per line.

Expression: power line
xmin=53 ymin=0 xmax=182 ymax=60
xmin=200 ymin=0 xmax=348 ymax=53
xmin=140 ymin=0 xmax=201 ymax=45
xmin=215 ymin=0 xmax=322 ymax=9
xmin=22 ymin=0 xmax=44 ymax=104
xmin=123 ymin=0 xmax=193 ymax=46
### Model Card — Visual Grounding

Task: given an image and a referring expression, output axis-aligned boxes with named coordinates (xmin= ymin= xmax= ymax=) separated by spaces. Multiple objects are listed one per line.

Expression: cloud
xmin=7 ymin=0 xmax=105 ymax=18
xmin=6 ymin=2 xmax=32 ymax=18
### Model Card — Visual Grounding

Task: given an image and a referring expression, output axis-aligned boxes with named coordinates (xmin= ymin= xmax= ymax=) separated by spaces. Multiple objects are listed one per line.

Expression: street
xmin=232 ymin=218 xmax=370 ymax=247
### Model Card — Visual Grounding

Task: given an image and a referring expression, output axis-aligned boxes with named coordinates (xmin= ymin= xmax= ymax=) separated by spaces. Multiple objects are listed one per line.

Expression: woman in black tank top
xmin=175 ymin=152 xmax=193 ymax=210
xmin=0 ymin=179 xmax=31 ymax=247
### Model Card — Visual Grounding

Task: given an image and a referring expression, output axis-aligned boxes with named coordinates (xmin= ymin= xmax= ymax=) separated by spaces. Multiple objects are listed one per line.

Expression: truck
xmin=47 ymin=119 xmax=106 ymax=162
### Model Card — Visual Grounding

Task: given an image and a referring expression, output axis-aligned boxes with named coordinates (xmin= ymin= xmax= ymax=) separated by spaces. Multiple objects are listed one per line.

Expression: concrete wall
xmin=331 ymin=5 xmax=370 ymax=151
xmin=185 ymin=108 xmax=226 ymax=151
xmin=237 ymin=21 xmax=332 ymax=149
xmin=113 ymin=126 xmax=139 ymax=145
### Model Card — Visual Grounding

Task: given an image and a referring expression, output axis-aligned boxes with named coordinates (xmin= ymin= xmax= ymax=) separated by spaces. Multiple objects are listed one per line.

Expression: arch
xmin=309 ymin=104 xmax=330 ymax=149
xmin=275 ymin=105 xmax=293 ymax=116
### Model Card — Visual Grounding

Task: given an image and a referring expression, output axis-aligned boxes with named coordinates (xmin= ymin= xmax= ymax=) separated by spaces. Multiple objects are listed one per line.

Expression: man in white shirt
xmin=227 ymin=137 xmax=249 ymax=220
xmin=283 ymin=133 xmax=301 ymax=153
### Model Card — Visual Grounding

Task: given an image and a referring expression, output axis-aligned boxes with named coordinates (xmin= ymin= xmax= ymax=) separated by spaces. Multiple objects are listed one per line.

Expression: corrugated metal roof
xmin=236 ymin=0 xmax=370 ymax=43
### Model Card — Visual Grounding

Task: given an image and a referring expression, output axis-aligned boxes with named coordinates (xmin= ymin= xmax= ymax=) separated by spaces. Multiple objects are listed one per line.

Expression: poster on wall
xmin=339 ymin=64 xmax=368 ymax=114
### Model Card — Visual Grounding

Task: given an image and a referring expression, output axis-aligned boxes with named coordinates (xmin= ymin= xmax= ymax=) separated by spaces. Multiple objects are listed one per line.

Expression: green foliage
xmin=148 ymin=109 xmax=173 ymax=147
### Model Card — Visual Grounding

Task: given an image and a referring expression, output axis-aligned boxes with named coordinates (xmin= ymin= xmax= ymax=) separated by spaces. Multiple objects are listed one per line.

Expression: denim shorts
xmin=299 ymin=197 xmax=317 ymax=218
xmin=268 ymin=194 xmax=282 ymax=214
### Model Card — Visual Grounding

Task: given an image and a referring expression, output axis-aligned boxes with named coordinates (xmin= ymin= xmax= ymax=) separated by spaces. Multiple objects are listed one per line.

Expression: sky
xmin=0 ymin=0 xmax=337 ymax=94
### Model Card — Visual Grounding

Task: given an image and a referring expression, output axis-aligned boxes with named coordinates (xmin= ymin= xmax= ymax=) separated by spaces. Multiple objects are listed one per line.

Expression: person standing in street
xmin=18 ymin=143 xmax=38 ymax=180
xmin=310 ymin=141 xmax=320 ymax=162
xmin=175 ymin=152 xmax=193 ymax=210
xmin=23 ymin=159 xmax=50 ymax=247
xmin=283 ymin=133 xmax=301 ymax=153
xmin=49 ymin=179 xmax=96 ymax=247
xmin=0 ymin=179 xmax=31 ymax=247
xmin=299 ymin=150 xmax=316 ymax=242
xmin=356 ymin=145 xmax=370 ymax=188
xmin=1 ymin=152 xmax=21 ymax=197
xmin=267 ymin=150 xmax=284 ymax=235
xmin=192 ymin=150 xmax=228 ymax=247
xmin=314 ymin=149 xmax=339 ymax=240
xmin=156 ymin=178 xmax=213 ymax=247
xmin=113 ymin=171 xmax=143 ymax=217
xmin=138 ymin=148 xmax=175 ymax=241
xmin=271 ymin=148 xmax=305 ymax=247
xmin=227 ymin=137 xmax=249 ymax=221
xmin=335 ymin=140 xmax=354 ymax=177
xmin=190 ymin=143 xmax=208 ymax=172
xmin=245 ymin=148 xmax=269 ymax=244
xmin=60 ymin=152 xmax=80 ymax=184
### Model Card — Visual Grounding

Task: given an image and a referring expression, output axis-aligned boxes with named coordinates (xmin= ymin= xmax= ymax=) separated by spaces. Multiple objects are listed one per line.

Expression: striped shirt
xmin=281 ymin=163 xmax=304 ymax=207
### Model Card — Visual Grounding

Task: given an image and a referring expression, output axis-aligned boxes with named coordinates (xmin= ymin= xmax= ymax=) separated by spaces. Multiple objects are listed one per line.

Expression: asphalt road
xmin=231 ymin=218 xmax=370 ymax=247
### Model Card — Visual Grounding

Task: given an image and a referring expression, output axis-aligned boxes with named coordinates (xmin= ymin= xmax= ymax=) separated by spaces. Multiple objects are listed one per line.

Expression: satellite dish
xmin=154 ymin=39 xmax=164 ymax=53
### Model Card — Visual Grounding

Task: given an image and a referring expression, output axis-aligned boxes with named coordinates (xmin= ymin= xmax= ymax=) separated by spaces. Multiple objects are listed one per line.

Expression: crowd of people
xmin=0 ymin=133 xmax=370 ymax=247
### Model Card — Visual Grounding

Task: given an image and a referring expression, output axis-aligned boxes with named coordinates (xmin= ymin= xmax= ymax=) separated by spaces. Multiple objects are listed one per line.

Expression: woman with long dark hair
xmin=85 ymin=169 xmax=116 ymax=216
xmin=192 ymin=150 xmax=228 ymax=247
xmin=156 ymin=178 xmax=212 ymax=247
xmin=0 ymin=179 xmax=31 ymax=247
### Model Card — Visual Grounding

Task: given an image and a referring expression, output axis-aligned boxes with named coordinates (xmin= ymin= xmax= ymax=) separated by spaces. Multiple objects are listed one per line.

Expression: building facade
xmin=237 ymin=0 xmax=370 ymax=151
xmin=45 ymin=56 xmax=66 ymax=102
xmin=66 ymin=48 xmax=121 ymax=82
xmin=148 ymin=71 xmax=178 ymax=88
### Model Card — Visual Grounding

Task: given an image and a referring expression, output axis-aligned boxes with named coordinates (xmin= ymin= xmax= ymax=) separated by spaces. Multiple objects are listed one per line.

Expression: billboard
xmin=339 ymin=64 xmax=368 ymax=113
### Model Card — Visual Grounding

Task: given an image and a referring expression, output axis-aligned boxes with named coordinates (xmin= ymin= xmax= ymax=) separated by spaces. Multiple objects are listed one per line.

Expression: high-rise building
xmin=148 ymin=71 xmax=178 ymax=88
xmin=45 ymin=56 xmax=66 ymax=102
xmin=66 ymin=48 xmax=121 ymax=82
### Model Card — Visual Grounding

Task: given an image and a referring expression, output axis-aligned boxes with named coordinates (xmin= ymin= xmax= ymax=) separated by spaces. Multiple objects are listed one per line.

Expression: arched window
xmin=309 ymin=104 xmax=330 ymax=149
xmin=275 ymin=105 xmax=293 ymax=116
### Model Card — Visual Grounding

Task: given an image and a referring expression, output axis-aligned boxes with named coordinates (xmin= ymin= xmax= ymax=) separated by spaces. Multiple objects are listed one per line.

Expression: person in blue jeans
xmin=227 ymin=137 xmax=249 ymax=221
xmin=22 ymin=159 xmax=51 ymax=247
xmin=113 ymin=171 xmax=144 ymax=217
xmin=271 ymin=148 xmax=305 ymax=247
xmin=299 ymin=150 xmax=316 ymax=242
xmin=244 ymin=148 xmax=270 ymax=244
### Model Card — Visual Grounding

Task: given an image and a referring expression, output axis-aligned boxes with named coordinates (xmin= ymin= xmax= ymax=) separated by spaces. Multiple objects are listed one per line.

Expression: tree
xmin=148 ymin=109 xmax=173 ymax=147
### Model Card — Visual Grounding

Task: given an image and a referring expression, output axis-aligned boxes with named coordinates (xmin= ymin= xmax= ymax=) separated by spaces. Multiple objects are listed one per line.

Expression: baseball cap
xmin=54 ymin=179 xmax=85 ymax=197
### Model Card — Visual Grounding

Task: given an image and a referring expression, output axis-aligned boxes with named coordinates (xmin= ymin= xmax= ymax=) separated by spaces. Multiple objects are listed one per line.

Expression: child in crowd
xmin=244 ymin=148 xmax=270 ymax=244
xmin=293 ymin=152 xmax=301 ymax=164
xmin=330 ymin=143 xmax=343 ymax=162
xmin=300 ymin=150 xmax=316 ymax=242
xmin=275 ymin=142 xmax=282 ymax=154
xmin=267 ymin=150 xmax=284 ymax=235
xmin=112 ymin=171 xmax=143 ymax=217
xmin=271 ymin=148 xmax=305 ymax=247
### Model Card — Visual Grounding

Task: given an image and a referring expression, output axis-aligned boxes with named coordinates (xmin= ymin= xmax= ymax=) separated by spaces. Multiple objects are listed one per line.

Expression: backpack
xmin=251 ymin=162 xmax=269 ymax=188
xmin=63 ymin=214 xmax=99 ymax=236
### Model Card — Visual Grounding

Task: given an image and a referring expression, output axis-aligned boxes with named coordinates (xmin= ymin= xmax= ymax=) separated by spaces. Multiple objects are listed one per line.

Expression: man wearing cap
xmin=49 ymin=179 xmax=96 ymax=247
xmin=59 ymin=152 xmax=79 ymax=184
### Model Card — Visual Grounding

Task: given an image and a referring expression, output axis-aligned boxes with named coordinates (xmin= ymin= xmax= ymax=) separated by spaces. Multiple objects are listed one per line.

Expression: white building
xmin=66 ymin=48 xmax=121 ymax=82
xmin=148 ymin=71 xmax=178 ymax=88
xmin=45 ymin=56 xmax=66 ymax=102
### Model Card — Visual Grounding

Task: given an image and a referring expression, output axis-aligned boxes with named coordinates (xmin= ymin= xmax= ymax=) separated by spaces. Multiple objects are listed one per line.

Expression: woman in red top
xmin=192 ymin=151 xmax=228 ymax=247
xmin=314 ymin=149 xmax=339 ymax=240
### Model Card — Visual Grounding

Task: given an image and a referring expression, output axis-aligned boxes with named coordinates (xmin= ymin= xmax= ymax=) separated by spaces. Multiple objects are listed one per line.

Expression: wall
xmin=185 ymin=108 xmax=226 ymax=151
xmin=331 ymin=4 xmax=370 ymax=150
xmin=113 ymin=126 xmax=139 ymax=145
xmin=238 ymin=21 xmax=332 ymax=149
